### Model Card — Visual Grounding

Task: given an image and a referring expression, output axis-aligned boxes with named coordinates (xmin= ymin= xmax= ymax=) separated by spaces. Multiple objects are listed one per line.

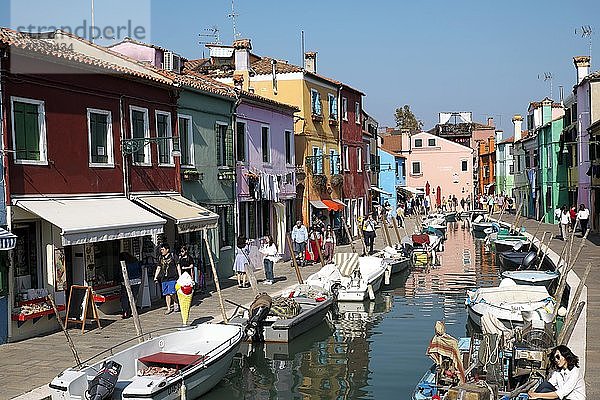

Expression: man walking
xmin=154 ymin=243 xmax=181 ymax=315
xmin=291 ymin=220 xmax=308 ymax=265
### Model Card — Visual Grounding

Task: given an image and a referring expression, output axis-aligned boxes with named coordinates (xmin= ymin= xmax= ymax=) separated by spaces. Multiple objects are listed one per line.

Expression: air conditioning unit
xmin=163 ymin=51 xmax=181 ymax=73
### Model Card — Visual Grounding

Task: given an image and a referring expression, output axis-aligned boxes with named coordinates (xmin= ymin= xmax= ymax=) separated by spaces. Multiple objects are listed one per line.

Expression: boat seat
xmin=138 ymin=352 xmax=207 ymax=369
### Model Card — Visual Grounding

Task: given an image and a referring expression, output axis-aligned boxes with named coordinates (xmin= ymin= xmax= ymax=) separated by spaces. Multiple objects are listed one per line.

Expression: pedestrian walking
xmin=362 ymin=213 xmax=377 ymax=255
xmin=560 ymin=206 xmax=570 ymax=241
xmin=487 ymin=195 xmax=494 ymax=214
xmin=323 ymin=225 xmax=336 ymax=263
xmin=291 ymin=220 xmax=308 ymax=265
xmin=177 ymin=245 xmax=195 ymax=283
xmin=233 ymin=236 xmax=250 ymax=288
xmin=396 ymin=203 xmax=405 ymax=227
xmin=479 ymin=195 xmax=486 ymax=210
xmin=424 ymin=197 xmax=430 ymax=215
xmin=460 ymin=197 xmax=465 ymax=211
xmin=452 ymin=195 xmax=458 ymax=212
xmin=259 ymin=236 xmax=278 ymax=285
xmin=577 ymin=204 xmax=590 ymax=236
xmin=569 ymin=205 xmax=577 ymax=232
xmin=554 ymin=206 xmax=562 ymax=238
xmin=118 ymin=252 xmax=141 ymax=319
xmin=154 ymin=243 xmax=181 ymax=314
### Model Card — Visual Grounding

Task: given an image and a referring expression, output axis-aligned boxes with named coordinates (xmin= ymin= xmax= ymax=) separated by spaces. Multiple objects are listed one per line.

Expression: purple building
xmin=235 ymin=95 xmax=298 ymax=255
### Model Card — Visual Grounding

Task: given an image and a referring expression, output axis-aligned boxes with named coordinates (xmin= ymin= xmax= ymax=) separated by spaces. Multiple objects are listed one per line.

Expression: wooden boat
xmin=231 ymin=293 xmax=333 ymax=343
xmin=501 ymin=270 xmax=559 ymax=290
xmin=466 ymin=279 xmax=555 ymax=328
xmin=50 ymin=324 xmax=243 ymax=400
xmin=306 ymin=254 xmax=386 ymax=302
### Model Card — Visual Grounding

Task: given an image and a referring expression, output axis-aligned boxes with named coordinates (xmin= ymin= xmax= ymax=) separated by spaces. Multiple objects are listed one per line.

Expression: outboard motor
xmin=520 ymin=251 xmax=538 ymax=270
xmin=244 ymin=293 xmax=272 ymax=342
xmin=86 ymin=361 xmax=121 ymax=400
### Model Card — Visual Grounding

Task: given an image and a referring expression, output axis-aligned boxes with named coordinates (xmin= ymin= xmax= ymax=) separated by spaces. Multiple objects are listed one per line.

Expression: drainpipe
xmin=231 ymin=89 xmax=242 ymax=243
xmin=119 ymin=96 xmax=129 ymax=199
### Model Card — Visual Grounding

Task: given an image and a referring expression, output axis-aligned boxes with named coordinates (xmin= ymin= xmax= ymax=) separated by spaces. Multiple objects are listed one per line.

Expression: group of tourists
xmin=477 ymin=193 xmax=514 ymax=213
xmin=152 ymin=243 xmax=197 ymax=315
xmin=555 ymin=204 xmax=590 ymax=240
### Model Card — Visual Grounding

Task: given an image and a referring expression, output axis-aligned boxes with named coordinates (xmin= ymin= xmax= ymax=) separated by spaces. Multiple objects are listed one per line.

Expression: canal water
xmin=204 ymin=221 xmax=501 ymax=399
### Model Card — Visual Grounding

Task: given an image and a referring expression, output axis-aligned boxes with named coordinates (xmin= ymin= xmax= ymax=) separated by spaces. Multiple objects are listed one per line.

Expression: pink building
xmin=403 ymin=131 xmax=474 ymax=207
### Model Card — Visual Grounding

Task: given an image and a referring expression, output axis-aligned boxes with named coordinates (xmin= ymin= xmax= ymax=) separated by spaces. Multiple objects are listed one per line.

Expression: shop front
xmin=133 ymin=194 xmax=219 ymax=287
xmin=8 ymin=197 xmax=165 ymax=342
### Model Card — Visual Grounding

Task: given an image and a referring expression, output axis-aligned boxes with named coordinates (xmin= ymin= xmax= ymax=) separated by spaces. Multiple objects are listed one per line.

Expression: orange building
xmin=478 ymin=136 xmax=496 ymax=195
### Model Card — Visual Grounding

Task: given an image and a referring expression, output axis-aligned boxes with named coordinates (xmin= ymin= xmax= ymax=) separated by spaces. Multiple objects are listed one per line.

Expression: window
xmin=236 ymin=121 xmax=246 ymax=162
xmin=355 ymin=102 xmax=360 ymax=124
xmin=328 ymin=93 xmax=337 ymax=120
xmin=87 ymin=108 xmax=113 ymax=166
xmin=130 ymin=106 xmax=150 ymax=164
xmin=285 ymin=130 xmax=293 ymax=164
xmin=155 ymin=111 xmax=172 ymax=165
xmin=517 ymin=155 xmax=521 ymax=172
xmin=414 ymin=138 xmax=423 ymax=148
xmin=509 ymin=164 xmax=515 ymax=175
xmin=461 ymin=160 xmax=468 ymax=171
xmin=342 ymin=97 xmax=348 ymax=120
xmin=11 ymin=97 xmax=47 ymax=164
xmin=311 ymin=89 xmax=322 ymax=115
xmin=178 ymin=115 xmax=194 ymax=167
xmin=412 ymin=161 xmax=421 ymax=175
xmin=215 ymin=205 xmax=234 ymax=249
xmin=330 ymin=149 xmax=339 ymax=174
xmin=261 ymin=126 xmax=270 ymax=163
xmin=547 ymin=147 xmax=552 ymax=169
xmin=428 ymin=138 xmax=436 ymax=147
xmin=215 ymin=122 xmax=232 ymax=167
xmin=343 ymin=145 xmax=350 ymax=171
xmin=357 ymin=147 xmax=363 ymax=172
xmin=312 ymin=146 xmax=323 ymax=174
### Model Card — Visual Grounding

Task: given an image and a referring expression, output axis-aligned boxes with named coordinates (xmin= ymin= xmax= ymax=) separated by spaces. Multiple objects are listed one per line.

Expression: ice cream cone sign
xmin=176 ymin=272 xmax=194 ymax=325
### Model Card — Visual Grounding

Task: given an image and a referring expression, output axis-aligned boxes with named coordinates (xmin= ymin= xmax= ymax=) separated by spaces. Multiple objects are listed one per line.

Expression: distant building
xmin=495 ymin=129 xmax=515 ymax=199
xmin=478 ymin=136 xmax=496 ymax=196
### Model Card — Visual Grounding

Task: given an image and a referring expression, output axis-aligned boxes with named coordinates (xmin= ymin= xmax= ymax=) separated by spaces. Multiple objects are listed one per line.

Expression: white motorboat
xmin=501 ymin=270 xmax=560 ymax=290
xmin=375 ymin=246 xmax=411 ymax=275
xmin=465 ymin=279 xmax=555 ymax=328
xmin=50 ymin=324 xmax=243 ymax=400
xmin=306 ymin=253 xmax=386 ymax=302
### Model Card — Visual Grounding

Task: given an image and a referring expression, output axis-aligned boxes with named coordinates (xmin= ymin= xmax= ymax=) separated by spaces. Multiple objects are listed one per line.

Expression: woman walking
xmin=259 ymin=236 xmax=278 ymax=285
xmin=323 ymin=225 xmax=336 ymax=263
xmin=233 ymin=236 xmax=250 ymax=288
xmin=577 ymin=204 xmax=590 ymax=236
xmin=560 ymin=206 xmax=571 ymax=241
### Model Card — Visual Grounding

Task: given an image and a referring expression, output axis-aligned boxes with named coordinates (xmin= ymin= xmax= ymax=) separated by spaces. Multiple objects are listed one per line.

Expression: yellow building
xmin=193 ymin=40 xmax=343 ymax=226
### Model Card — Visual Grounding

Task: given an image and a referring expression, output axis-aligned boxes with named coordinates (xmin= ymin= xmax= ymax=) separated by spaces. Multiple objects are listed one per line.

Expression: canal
xmin=204 ymin=221 xmax=501 ymax=399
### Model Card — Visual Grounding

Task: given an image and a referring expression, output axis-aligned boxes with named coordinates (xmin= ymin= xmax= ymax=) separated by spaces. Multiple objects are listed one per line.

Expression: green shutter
xmin=157 ymin=114 xmax=169 ymax=164
xmin=13 ymin=102 xmax=41 ymax=161
xmin=225 ymin=126 xmax=234 ymax=167
xmin=90 ymin=113 xmax=108 ymax=163
xmin=215 ymin=123 xmax=222 ymax=166
xmin=132 ymin=110 xmax=146 ymax=163
xmin=179 ymin=117 xmax=189 ymax=165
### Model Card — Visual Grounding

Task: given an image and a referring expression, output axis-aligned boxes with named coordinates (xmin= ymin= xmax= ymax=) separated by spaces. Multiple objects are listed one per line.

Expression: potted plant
xmin=330 ymin=174 xmax=343 ymax=188
xmin=312 ymin=174 xmax=328 ymax=192
xmin=181 ymin=169 xmax=201 ymax=181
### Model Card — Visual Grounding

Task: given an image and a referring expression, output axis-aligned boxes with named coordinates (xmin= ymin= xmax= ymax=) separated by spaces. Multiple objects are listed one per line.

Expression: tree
xmin=394 ymin=105 xmax=423 ymax=132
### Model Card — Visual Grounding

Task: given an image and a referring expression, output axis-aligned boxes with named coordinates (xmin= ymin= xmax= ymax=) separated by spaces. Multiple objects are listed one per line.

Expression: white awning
xmin=134 ymin=194 xmax=218 ymax=233
xmin=0 ymin=228 xmax=17 ymax=250
xmin=397 ymin=186 xmax=423 ymax=195
xmin=370 ymin=186 xmax=392 ymax=196
xmin=309 ymin=200 xmax=329 ymax=209
xmin=14 ymin=197 xmax=166 ymax=246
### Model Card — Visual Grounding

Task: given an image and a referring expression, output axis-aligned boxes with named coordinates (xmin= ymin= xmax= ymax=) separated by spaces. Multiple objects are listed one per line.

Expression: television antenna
xmin=227 ymin=0 xmax=241 ymax=40
xmin=199 ymin=26 xmax=221 ymax=45
xmin=575 ymin=25 xmax=593 ymax=66
xmin=538 ymin=72 xmax=553 ymax=99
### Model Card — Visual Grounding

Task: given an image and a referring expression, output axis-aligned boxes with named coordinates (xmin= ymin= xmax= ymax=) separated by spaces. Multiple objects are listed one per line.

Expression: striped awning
xmin=333 ymin=253 xmax=359 ymax=277
xmin=0 ymin=228 xmax=17 ymax=250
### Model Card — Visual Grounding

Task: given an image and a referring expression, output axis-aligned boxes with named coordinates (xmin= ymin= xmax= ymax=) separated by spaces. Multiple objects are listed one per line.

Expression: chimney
xmin=233 ymin=73 xmax=244 ymax=91
xmin=304 ymin=51 xmax=317 ymax=73
xmin=487 ymin=117 xmax=494 ymax=127
xmin=233 ymin=38 xmax=252 ymax=71
xmin=512 ymin=115 xmax=523 ymax=142
xmin=495 ymin=130 xmax=503 ymax=145
xmin=573 ymin=56 xmax=590 ymax=85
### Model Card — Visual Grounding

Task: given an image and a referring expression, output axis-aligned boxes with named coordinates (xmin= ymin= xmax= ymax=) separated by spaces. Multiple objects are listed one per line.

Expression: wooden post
xmin=380 ymin=215 xmax=392 ymax=248
xmin=509 ymin=203 xmax=523 ymax=234
xmin=47 ymin=295 xmax=81 ymax=368
xmin=342 ymin=218 xmax=358 ymax=254
xmin=120 ymin=260 xmax=143 ymax=342
xmin=535 ymin=232 xmax=548 ymax=259
xmin=203 ymin=229 xmax=228 ymax=324
xmin=355 ymin=218 xmax=368 ymax=255
xmin=314 ymin=233 xmax=326 ymax=269
xmin=391 ymin=216 xmax=402 ymax=245
xmin=535 ymin=232 xmax=553 ymax=270
xmin=557 ymin=261 xmax=592 ymax=344
xmin=287 ymin=234 xmax=303 ymax=284
xmin=527 ymin=214 xmax=546 ymax=251
xmin=566 ymin=218 xmax=580 ymax=266
xmin=558 ymin=301 xmax=585 ymax=346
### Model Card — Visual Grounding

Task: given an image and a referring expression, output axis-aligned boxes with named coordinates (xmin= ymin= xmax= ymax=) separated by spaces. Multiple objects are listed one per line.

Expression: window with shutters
xmin=328 ymin=93 xmax=337 ymax=120
xmin=412 ymin=161 xmax=421 ymax=175
xmin=357 ymin=147 xmax=363 ymax=172
xmin=311 ymin=89 xmax=322 ymax=116
xmin=312 ymin=146 xmax=323 ymax=174
xmin=155 ymin=111 xmax=172 ymax=165
xmin=261 ymin=125 xmax=270 ymax=163
xmin=215 ymin=122 xmax=232 ymax=167
xmin=461 ymin=160 xmax=468 ymax=171
xmin=129 ymin=106 xmax=150 ymax=164
xmin=285 ymin=130 xmax=293 ymax=164
xmin=11 ymin=97 xmax=47 ymax=164
xmin=236 ymin=121 xmax=247 ymax=162
xmin=342 ymin=97 xmax=348 ymax=121
xmin=343 ymin=145 xmax=349 ymax=171
xmin=355 ymin=102 xmax=360 ymax=124
xmin=178 ymin=115 xmax=194 ymax=167
xmin=330 ymin=149 xmax=339 ymax=175
xmin=87 ymin=108 xmax=113 ymax=166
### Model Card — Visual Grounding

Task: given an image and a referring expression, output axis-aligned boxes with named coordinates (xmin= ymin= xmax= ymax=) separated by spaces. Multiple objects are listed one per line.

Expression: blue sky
xmin=1 ymin=0 xmax=599 ymax=133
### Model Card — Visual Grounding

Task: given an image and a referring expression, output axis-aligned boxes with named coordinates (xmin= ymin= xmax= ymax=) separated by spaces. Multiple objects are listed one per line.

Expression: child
xmin=233 ymin=236 xmax=249 ymax=288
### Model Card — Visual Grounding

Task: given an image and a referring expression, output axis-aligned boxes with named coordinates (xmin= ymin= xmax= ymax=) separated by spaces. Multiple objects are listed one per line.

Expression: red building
xmin=340 ymin=84 xmax=367 ymax=236
xmin=0 ymin=29 xmax=195 ymax=341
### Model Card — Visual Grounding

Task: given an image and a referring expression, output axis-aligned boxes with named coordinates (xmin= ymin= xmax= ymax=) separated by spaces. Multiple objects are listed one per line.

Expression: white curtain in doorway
xmin=274 ymin=202 xmax=286 ymax=255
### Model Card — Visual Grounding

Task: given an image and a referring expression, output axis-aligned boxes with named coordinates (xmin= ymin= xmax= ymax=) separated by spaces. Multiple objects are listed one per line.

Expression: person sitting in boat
xmin=426 ymin=321 xmax=466 ymax=384
xmin=528 ymin=344 xmax=585 ymax=400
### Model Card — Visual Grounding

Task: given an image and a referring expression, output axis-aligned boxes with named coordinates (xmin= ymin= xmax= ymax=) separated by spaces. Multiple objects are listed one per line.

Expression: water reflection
xmin=203 ymin=225 xmax=501 ymax=399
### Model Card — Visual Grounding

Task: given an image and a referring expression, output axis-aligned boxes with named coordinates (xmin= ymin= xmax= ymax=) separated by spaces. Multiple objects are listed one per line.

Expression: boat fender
xmin=367 ymin=284 xmax=375 ymax=300
xmin=180 ymin=380 xmax=187 ymax=400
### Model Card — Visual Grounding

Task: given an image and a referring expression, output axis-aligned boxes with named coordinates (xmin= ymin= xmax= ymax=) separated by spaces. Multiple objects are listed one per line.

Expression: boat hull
xmin=264 ymin=297 xmax=333 ymax=342
xmin=497 ymin=251 xmax=528 ymax=270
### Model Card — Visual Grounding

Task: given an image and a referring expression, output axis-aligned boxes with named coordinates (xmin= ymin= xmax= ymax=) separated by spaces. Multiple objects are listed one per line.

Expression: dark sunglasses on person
xmin=554 ymin=353 xmax=562 ymax=361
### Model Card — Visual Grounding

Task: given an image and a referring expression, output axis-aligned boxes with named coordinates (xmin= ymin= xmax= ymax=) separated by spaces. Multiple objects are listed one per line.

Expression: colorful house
xmin=495 ymin=129 xmax=515 ymax=200
xmin=477 ymin=136 xmax=496 ymax=196
xmin=362 ymin=111 xmax=379 ymax=208
xmin=402 ymin=131 xmax=474 ymax=207
xmin=0 ymin=29 xmax=190 ymax=341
